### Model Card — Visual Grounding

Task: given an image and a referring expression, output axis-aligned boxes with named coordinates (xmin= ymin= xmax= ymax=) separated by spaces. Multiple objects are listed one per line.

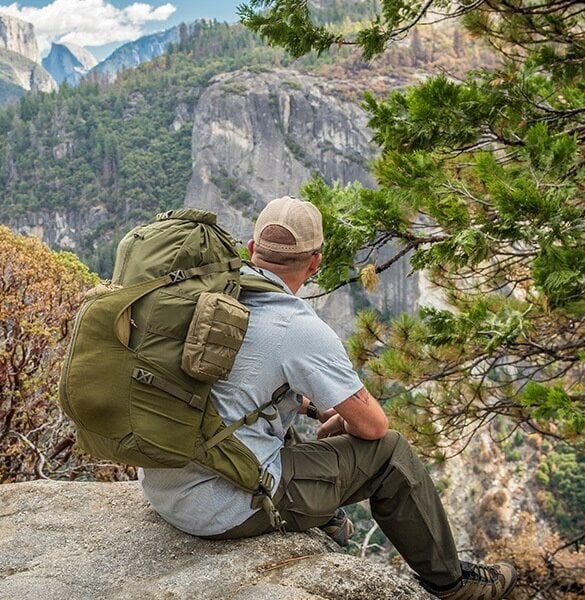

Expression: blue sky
xmin=0 ymin=1 xmax=242 ymax=59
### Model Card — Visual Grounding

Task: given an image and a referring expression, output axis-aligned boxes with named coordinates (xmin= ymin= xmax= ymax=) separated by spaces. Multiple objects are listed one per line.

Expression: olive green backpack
xmin=59 ymin=209 xmax=286 ymax=525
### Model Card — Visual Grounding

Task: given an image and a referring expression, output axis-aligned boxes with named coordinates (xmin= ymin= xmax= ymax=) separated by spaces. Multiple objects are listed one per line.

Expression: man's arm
xmin=317 ymin=387 xmax=388 ymax=440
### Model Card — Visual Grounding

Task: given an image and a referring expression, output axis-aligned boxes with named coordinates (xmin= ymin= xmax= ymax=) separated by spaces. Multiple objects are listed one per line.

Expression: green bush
xmin=535 ymin=443 xmax=585 ymax=538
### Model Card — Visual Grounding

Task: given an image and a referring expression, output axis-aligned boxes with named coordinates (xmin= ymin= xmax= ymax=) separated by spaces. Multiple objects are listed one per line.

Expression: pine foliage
xmin=240 ymin=0 xmax=585 ymax=453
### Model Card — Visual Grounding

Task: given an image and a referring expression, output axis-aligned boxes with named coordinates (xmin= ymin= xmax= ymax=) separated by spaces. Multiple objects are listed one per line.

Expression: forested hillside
xmin=0 ymin=21 xmax=279 ymax=272
xmin=0 ymin=11 xmax=492 ymax=275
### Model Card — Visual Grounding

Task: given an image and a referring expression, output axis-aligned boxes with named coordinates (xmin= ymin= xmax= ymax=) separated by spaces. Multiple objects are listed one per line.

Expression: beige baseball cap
xmin=254 ymin=196 xmax=324 ymax=254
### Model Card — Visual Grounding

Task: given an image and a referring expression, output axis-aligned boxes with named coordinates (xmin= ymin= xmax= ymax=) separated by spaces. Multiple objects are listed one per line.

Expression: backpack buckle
xmin=156 ymin=210 xmax=174 ymax=221
xmin=133 ymin=368 xmax=154 ymax=385
xmin=169 ymin=270 xmax=186 ymax=283
xmin=251 ymin=474 xmax=286 ymax=533
xmin=259 ymin=468 xmax=274 ymax=493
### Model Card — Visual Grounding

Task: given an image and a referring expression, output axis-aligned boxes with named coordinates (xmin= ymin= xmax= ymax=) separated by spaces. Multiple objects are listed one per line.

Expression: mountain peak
xmin=42 ymin=41 xmax=97 ymax=85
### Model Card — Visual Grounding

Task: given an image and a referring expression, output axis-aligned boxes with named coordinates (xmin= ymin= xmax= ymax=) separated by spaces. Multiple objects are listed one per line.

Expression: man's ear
xmin=308 ymin=252 xmax=322 ymax=276
xmin=247 ymin=240 xmax=255 ymax=256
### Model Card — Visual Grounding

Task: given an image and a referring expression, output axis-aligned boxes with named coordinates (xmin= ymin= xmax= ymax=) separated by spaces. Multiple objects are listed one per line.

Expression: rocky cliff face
xmin=5 ymin=205 xmax=110 ymax=249
xmin=42 ymin=42 xmax=97 ymax=86
xmin=0 ymin=14 xmax=56 ymax=103
xmin=0 ymin=14 xmax=40 ymax=63
xmin=0 ymin=48 xmax=56 ymax=103
xmin=185 ymin=68 xmax=373 ymax=238
xmin=430 ymin=430 xmax=550 ymax=556
xmin=185 ymin=68 xmax=419 ymax=332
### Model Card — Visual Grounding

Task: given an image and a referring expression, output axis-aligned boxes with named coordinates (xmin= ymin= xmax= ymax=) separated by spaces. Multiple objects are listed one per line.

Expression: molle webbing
xmin=169 ymin=258 xmax=242 ymax=283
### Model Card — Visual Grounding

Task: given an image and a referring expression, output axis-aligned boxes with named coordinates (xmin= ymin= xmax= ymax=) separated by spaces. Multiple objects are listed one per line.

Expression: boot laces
xmin=460 ymin=560 xmax=499 ymax=584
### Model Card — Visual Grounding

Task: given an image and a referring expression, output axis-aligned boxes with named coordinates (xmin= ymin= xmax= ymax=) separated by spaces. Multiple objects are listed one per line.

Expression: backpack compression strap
xmin=194 ymin=383 xmax=290 ymax=455
xmin=193 ymin=382 xmax=291 ymax=532
xmin=131 ymin=367 xmax=206 ymax=410
xmin=112 ymin=256 xmax=243 ymax=323
xmin=169 ymin=258 xmax=241 ymax=283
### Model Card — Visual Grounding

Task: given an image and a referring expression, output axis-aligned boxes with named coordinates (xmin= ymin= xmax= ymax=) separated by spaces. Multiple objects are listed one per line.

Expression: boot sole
xmin=501 ymin=563 xmax=518 ymax=598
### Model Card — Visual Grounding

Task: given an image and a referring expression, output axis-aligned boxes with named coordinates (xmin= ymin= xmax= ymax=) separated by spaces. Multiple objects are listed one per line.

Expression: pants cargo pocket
xmin=277 ymin=443 xmax=342 ymax=532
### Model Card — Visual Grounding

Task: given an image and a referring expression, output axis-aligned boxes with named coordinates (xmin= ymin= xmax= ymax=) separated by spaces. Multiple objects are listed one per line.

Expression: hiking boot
xmin=420 ymin=560 xmax=517 ymax=599
xmin=320 ymin=508 xmax=354 ymax=546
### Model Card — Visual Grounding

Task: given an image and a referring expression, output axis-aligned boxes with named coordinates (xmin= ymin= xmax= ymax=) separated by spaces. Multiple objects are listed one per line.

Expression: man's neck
xmin=250 ymin=260 xmax=304 ymax=294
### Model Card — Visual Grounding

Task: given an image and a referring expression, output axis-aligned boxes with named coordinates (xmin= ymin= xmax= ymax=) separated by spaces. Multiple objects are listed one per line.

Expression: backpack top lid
xmin=155 ymin=208 xmax=217 ymax=225
xmin=111 ymin=208 xmax=240 ymax=288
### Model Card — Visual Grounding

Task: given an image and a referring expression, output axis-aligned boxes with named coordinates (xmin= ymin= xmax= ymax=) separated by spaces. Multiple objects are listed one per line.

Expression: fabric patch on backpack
xmin=181 ymin=292 xmax=250 ymax=383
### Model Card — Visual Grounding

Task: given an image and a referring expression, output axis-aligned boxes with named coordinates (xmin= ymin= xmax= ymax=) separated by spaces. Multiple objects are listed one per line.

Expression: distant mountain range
xmin=88 ymin=26 xmax=181 ymax=82
xmin=0 ymin=12 xmax=183 ymax=102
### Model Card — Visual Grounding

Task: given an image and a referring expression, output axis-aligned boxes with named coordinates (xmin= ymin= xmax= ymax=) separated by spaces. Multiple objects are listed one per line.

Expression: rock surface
xmin=0 ymin=480 xmax=431 ymax=600
xmin=185 ymin=68 xmax=375 ymax=242
xmin=42 ymin=42 xmax=98 ymax=86
xmin=4 ymin=206 xmax=110 ymax=250
xmin=0 ymin=14 xmax=56 ymax=103
xmin=0 ymin=14 xmax=40 ymax=63
xmin=0 ymin=48 xmax=56 ymax=104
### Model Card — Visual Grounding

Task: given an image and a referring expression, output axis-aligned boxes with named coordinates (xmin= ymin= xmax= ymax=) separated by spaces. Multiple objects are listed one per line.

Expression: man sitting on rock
xmin=138 ymin=195 xmax=517 ymax=600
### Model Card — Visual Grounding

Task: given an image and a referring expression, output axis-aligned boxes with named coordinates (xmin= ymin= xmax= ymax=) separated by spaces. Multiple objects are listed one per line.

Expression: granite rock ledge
xmin=0 ymin=480 xmax=432 ymax=600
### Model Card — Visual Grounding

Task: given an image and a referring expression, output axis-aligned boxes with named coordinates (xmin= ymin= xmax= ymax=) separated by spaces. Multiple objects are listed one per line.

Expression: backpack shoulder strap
xmin=239 ymin=264 xmax=286 ymax=294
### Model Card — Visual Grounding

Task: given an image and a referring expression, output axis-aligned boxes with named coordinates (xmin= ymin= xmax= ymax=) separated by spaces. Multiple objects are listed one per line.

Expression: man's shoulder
xmin=244 ymin=287 xmax=317 ymax=323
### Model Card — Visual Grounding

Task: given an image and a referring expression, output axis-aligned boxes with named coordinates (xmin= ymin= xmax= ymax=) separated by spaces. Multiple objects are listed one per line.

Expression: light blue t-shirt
xmin=138 ymin=267 xmax=363 ymax=536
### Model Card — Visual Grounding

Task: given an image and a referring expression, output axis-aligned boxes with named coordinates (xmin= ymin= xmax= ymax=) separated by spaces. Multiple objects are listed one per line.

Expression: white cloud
xmin=0 ymin=0 xmax=176 ymax=53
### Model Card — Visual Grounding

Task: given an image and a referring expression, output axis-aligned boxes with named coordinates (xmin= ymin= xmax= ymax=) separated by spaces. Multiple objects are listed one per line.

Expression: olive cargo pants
xmin=211 ymin=431 xmax=462 ymax=587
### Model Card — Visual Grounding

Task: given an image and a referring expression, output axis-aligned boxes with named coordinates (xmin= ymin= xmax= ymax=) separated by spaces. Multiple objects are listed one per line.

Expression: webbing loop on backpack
xmin=176 ymin=258 xmax=242 ymax=282
xmin=167 ymin=258 xmax=241 ymax=284
xmin=132 ymin=368 xmax=205 ymax=410
xmin=196 ymin=383 xmax=291 ymax=455
xmin=271 ymin=383 xmax=290 ymax=404
xmin=259 ymin=467 xmax=274 ymax=491
xmin=244 ymin=410 xmax=276 ymax=426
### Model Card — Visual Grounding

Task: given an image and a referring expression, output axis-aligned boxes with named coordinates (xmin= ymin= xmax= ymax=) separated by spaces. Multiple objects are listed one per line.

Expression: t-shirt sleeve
xmin=280 ymin=308 xmax=363 ymax=411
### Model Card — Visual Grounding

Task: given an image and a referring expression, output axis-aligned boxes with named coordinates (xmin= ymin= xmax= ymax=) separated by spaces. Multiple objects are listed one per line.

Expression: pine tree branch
xmin=306 ymin=241 xmax=417 ymax=298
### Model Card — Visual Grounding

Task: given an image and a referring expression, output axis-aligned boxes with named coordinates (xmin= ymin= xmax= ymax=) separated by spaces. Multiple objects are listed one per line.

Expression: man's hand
xmin=316 ymin=407 xmax=335 ymax=423
xmin=317 ymin=413 xmax=346 ymax=439
xmin=305 ymin=387 xmax=389 ymax=441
